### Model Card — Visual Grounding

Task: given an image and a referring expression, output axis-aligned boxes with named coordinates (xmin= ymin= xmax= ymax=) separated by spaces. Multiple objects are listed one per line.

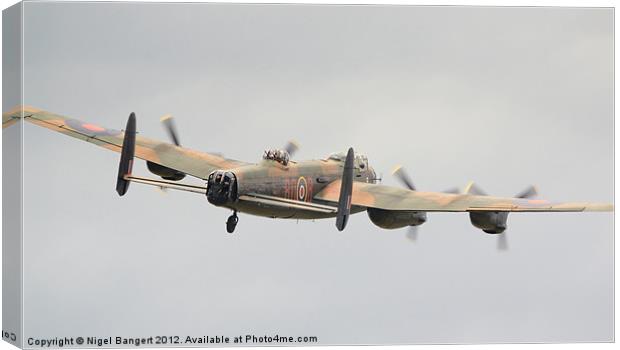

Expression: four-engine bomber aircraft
xmin=3 ymin=106 xmax=613 ymax=234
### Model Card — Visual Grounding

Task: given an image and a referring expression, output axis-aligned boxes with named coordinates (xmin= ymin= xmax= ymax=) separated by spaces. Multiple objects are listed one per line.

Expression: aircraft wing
xmin=2 ymin=106 xmax=248 ymax=179
xmin=314 ymin=180 xmax=613 ymax=212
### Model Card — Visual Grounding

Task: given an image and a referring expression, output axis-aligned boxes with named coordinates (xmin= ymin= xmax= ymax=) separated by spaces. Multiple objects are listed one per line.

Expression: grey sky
xmin=16 ymin=2 xmax=613 ymax=345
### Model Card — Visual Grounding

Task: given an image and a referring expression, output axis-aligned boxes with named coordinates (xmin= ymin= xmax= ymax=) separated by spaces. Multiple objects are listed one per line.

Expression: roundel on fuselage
xmin=296 ymin=176 xmax=307 ymax=201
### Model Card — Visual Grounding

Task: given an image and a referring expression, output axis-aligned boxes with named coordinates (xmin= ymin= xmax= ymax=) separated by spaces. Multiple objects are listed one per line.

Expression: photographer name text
xmin=27 ymin=334 xmax=318 ymax=347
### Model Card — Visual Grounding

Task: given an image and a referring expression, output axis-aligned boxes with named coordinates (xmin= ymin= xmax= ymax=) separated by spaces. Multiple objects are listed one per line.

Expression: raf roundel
xmin=296 ymin=176 xmax=307 ymax=201
xmin=65 ymin=118 xmax=122 ymax=137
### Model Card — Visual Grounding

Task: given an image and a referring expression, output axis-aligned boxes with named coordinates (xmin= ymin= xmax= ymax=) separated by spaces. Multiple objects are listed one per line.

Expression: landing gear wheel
xmin=226 ymin=212 xmax=238 ymax=233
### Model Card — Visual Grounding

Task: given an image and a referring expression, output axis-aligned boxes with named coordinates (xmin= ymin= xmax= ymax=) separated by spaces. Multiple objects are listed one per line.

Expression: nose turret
xmin=206 ymin=170 xmax=238 ymax=206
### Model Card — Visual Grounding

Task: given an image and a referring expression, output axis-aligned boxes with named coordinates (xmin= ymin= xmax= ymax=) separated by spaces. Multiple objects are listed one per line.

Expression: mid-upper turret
xmin=262 ymin=148 xmax=290 ymax=166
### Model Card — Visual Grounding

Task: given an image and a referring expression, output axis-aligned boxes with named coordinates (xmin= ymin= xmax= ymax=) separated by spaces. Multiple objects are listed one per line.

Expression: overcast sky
xmin=13 ymin=2 xmax=613 ymax=345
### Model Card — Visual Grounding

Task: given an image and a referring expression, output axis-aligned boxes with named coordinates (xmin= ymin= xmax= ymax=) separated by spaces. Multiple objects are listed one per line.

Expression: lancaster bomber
xmin=3 ymin=106 xmax=613 ymax=236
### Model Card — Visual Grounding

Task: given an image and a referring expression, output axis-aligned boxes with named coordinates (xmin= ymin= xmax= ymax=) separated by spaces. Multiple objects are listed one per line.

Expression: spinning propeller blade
xmin=284 ymin=140 xmax=300 ymax=158
xmin=463 ymin=181 xmax=488 ymax=196
xmin=160 ymin=114 xmax=181 ymax=146
xmin=515 ymin=185 xmax=538 ymax=199
xmin=406 ymin=226 xmax=419 ymax=242
xmin=466 ymin=182 xmax=509 ymax=251
xmin=497 ymin=233 xmax=508 ymax=251
xmin=442 ymin=187 xmax=461 ymax=194
xmin=392 ymin=165 xmax=416 ymax=191
xmin=467 ymin=183 xmax=539 ymax=251
xmin=495 ymin=185 xmax=537 ymax=251
xmin=391 ymin=165 xmax=431 ymax=241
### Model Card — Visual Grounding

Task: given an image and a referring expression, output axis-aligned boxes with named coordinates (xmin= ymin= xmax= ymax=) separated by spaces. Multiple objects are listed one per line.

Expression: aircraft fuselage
xmin=206 ymin=157 xmax=376 ymax=219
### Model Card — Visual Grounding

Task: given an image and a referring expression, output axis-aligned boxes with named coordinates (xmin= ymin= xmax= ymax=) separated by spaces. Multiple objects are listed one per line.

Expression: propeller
xmin=392 ymin=165 xmax=416 ymax=190
xmin=470 ymin=183 xmax=508 ymax=251
xmin=160 ymin=114 xmax=226 ymax=157
xmin=394 ymin=165 xmax=459 ymax=194
xmin=497 ymin=234 xmax=508 ymax=251
xmin=284 ymin=140 xmax=300 ymax=158
xmin=406 ymin=226 xmax=419 ymax=242
xmin=392 ymin=165 xmax=425 ymax=242
xmin=392 ymin=165 xmax=458 ymax=242
xmin=160 ymin=114 xmax=181 ymax=146
xmin=465 ymin=182 xmax=539 ymax=251
xmin=496 ymin=185 xmax=538 ymax=250
xmin=442 ymin=187 xmax=461 ymax=194
xmin=463 ymin=181 xmax=488 ymax=196
xmin=515 ymin=185 xmax=538 ymax=199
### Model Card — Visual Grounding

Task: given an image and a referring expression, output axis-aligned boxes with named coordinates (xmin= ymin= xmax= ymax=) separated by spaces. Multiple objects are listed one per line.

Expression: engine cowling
xmin=367 ymin=208 xmax=426 ymax=229
xmin=469 ymin=211 xmax=508 ymax=234
xmin=146 ymin=161 xmax=186 ymax=181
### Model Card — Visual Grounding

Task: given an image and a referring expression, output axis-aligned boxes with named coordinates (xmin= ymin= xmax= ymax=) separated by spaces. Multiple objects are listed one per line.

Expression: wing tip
xmin=3 ymin=104 xmax=41 ymax=116
xmin=3 ymin=105 xmax=43 ymax=127
xmin=583 ymin=203 xmax=614 ymax=212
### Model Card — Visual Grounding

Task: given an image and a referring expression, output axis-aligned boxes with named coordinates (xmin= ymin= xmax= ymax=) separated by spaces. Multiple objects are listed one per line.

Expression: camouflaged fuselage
xmin=221 ymin=158 xmax=375 ymax=219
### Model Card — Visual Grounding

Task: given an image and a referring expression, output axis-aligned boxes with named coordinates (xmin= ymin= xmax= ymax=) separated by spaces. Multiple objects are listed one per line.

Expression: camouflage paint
xmin=3 ymin=106 xmax=613 ymax=224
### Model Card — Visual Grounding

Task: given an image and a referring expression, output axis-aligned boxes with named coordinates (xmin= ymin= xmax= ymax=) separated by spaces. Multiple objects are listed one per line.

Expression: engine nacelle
xmin=146 ymin=161 xmax=186 ymax=181
xmin=367 ymin=208 xmax=426 ymax=229
xmin=469 ymin=211 xmax=508 ymax=234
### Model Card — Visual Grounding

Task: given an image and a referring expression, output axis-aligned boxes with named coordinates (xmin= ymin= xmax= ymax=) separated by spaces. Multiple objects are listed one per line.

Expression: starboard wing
xmin=3 ymin=106 xmax=248 ymax=179
xmin=314 ymin=180 xmax=613 ymax=212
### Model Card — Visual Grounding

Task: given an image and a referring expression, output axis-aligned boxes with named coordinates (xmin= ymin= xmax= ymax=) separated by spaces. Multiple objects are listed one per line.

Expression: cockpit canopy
xmin=263 ymin=148 xmax=290 ymax=166
xmin=326 ymin=152 xmax=346 ymax=161
xmin=325 ymin=151 xmax=369 ymax=170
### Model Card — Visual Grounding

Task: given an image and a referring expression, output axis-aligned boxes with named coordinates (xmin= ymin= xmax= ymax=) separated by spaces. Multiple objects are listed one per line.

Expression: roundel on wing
xmin=296 ymin=176 xmax=307 ymax=201
xmin=65 ymin=118 xmax=122 ymax=136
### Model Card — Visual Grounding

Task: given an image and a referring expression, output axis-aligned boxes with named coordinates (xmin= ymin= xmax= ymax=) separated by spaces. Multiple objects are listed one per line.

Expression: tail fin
xmin=336 ymin=147 xmax=355 ymax=231
xmin=116 ymin=113 xmax=136 ymax=196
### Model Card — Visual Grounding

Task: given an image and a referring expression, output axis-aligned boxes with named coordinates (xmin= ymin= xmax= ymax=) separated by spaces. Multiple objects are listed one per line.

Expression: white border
xmin=0 ymin=1 xmax=615 ymax=350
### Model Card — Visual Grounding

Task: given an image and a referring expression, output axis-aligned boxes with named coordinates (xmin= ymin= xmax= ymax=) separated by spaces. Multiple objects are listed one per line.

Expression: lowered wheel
xmin=226 ymin=212 xmax=238 ymax=233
